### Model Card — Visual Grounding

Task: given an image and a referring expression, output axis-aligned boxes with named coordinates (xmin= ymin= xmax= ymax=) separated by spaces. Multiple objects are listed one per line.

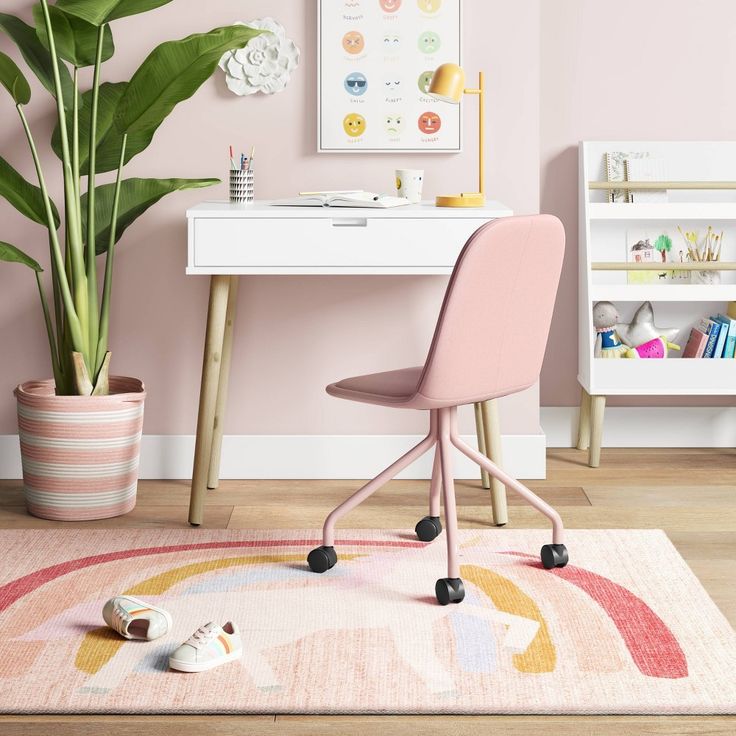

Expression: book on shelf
xmin=605 ymin=151 xmax=649 ymax=203
xmin=625 ymin=157 xmax=668 ymax=203
xmin=683 ymin=328 xmax=708 ymax=358
xmin=711 ymin=316 xmax=729 ymax=358
xmin=271 ymin=191 xmax=411 ymax=208
xmin=714 ymin=314 xmax=736 ymax=358
xmin=697 ymin=318 xmax=721 ymax=358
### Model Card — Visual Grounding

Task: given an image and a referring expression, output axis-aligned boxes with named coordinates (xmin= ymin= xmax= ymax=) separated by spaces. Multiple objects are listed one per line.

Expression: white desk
xmin=186 ymin=200 xmax=513 ymax=525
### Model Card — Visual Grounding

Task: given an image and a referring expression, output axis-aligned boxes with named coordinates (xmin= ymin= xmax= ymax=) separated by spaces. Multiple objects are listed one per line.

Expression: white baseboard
xmin=0 ymin=433 xmax=547 ymax=481
xmin=541 ymin=406 xmax=736 ymax=448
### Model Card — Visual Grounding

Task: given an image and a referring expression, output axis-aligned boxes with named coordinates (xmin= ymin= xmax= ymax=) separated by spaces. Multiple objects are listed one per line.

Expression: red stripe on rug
xmin=0 ymin=538 xmax=423 ymax=613
xmin=500 ymin=551 xmax=688 ymax=679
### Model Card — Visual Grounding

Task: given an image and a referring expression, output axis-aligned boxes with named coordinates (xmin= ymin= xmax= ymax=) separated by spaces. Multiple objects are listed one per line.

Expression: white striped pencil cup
xmin=14 ymin=377 xmax=146 ymax=521
xmin=230 ymin=169 xmax=254 ymax=204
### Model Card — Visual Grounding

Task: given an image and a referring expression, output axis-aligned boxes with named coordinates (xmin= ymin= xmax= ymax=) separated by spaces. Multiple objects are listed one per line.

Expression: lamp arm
xmin=462 ymin=72 xmax=485 ymax=196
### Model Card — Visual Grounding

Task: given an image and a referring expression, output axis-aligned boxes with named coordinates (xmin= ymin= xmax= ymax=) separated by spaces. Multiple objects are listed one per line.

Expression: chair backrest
xmin=417 ymin=214 xmax=565 ymax=405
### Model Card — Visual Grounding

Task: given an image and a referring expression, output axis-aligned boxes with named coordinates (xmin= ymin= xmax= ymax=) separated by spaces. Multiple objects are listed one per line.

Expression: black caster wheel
xmin=415 ymin=515 xmax=443 ymax=542
xmin=541 ymin=543 xmax=569 ymax=569
xmin=307 ymin=545 xmax=337 ymax=573
xmin=435 ymin=577 xmax=465 ymax=605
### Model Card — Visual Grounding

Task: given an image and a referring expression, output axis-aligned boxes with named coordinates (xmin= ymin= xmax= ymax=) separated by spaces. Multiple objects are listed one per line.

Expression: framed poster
xmin=318 ymin=0 xmax=462 ymax=153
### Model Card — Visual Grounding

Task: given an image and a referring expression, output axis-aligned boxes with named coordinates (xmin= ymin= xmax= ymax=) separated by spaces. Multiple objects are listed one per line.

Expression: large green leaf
xmin=0 ymin=49 xmax=31 ymax=104
xmin=55 ymin=0 xmax=174 ymax=26
xmin=0 ymin=155 xmax=60 ymax=229
xmin=81 ymin=177 xmax=218 ymax=253
xmin=33 ymin=3 xmax=114 ymax=68
xmin=52 ymin=82 xmax=155 ymax=174
xmin=0 ymin=13 xmax=73 ymax=107
xmin=115 ymin=25 xmax=263 ymax=134
xmin=0 ymin=241 xmax=43 ymax=271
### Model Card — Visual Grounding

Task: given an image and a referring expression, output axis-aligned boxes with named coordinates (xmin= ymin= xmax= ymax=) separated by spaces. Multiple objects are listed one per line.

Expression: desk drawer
xmin=192 ymin=217 xmax=488 ymax=268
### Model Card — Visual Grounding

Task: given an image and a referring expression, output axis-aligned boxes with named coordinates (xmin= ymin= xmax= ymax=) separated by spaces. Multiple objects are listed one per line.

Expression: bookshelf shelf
xmin=589 ymin=285 xmax=736 ymax=303
xmin=589 ymin=202 xmax=736 ymax=220
xmin=578 ymin=141 xmax=736 ymax=466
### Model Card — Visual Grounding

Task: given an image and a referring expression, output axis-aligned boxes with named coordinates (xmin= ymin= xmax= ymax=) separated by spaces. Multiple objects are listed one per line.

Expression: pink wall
xmin=540 ymin=0 xmax=736 ymax=408
xmin=0 ymin=1 xmax=542 ymax=436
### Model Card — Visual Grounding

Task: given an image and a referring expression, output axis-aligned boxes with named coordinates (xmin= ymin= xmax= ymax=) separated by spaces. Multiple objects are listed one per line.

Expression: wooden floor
xmin=0 ymin=448 xmax=734 ymax=735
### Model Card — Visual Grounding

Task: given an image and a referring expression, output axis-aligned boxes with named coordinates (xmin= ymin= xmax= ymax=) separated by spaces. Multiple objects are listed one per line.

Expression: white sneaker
xmin=169 ymin=621 xmax=243 ymax=673
xmin=102 ymin=595 xmax=172 ymax=641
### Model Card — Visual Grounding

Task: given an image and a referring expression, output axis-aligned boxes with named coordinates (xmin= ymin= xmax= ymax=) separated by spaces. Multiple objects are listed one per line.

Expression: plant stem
xmin=96 ymin=133 xmax=127 ymax=373
xmin=17 ymin=104 xmax=84 ymax=354
xmin=39 ymin=0 xmax=89 ymax=366
xmin=86 ymin=25 xmax=106 ymax=373
xmin=72 ymin=67 xmax=80 ymax=200
xmin=35 ymin=270 xmax=61 ymax=384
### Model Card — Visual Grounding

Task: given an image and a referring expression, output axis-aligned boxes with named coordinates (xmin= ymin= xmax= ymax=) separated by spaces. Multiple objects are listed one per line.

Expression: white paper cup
xmin=230 ymin=169 xmax=254 ymax=204
xmin=395 ymin=169 xmax=424 ymax=203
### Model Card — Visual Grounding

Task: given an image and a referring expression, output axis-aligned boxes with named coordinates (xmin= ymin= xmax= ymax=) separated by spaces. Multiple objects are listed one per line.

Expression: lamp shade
xmin=428 ymin=63 xmax=465 ymax=104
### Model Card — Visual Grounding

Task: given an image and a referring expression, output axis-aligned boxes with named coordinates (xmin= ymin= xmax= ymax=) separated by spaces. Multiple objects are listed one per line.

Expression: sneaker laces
xmin=111 ymin=602 xmax=132 ymax=635
xmin=186 ymin=623 xmax=218 ymax=650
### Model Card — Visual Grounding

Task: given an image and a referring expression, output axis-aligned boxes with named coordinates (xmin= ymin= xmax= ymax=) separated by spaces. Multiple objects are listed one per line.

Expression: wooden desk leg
xmin=588 ymin=395 xmax=606 ymax=468
xmin=473 ymin=402 xmax=491 ymax=489
xmin=207 ymin=275 xmax=240 ymax=490
xmin=189 ymin=275 xmax=231 ymax=526
xmin=577 ymin=387 xmax=592 ymax=451
xmin=480 ymin=399 xmax=508 ymax=526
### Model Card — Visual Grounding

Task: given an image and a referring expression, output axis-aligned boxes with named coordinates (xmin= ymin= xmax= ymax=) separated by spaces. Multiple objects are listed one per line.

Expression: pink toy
xmin=306 ymin=215 xmax=568 ymax=605
xmin=624 ymin=336 xmax=681 ymax=359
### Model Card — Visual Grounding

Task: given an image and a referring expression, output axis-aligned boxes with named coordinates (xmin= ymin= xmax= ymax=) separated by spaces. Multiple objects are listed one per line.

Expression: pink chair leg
xmin=448 ymin=409 xmax=565 ymax=546
xmin=428 ymin=442 xmax=442 ymax=517
xmin=322 ymin=416 xmax=438 ymax=547
xmin=438 ymin=408 xmax=460 ymax=580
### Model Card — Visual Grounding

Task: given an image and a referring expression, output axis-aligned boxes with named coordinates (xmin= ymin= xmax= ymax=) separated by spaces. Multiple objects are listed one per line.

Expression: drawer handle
xmin=331 ymin=217 xmax=368 ymax=227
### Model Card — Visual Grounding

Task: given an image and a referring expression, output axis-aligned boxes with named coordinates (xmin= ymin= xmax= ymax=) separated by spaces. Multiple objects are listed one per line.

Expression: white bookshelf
xmin=578 ymin=141 xmax=736 ymax=465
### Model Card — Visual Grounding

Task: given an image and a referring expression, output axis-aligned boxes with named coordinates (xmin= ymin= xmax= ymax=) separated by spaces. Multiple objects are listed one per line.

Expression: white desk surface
xmin=187 ymin=200 xmax=514 ymax=219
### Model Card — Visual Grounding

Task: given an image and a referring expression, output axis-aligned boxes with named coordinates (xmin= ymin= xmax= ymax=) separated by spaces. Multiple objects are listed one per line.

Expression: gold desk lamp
xmin=428 ymin=63 xmax=486 ymax=208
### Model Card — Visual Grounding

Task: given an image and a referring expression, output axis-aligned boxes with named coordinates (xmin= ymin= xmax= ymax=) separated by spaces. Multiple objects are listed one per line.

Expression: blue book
xmin=698 ymin=318 xmax=721 ymax=358
xmin=711 ymin=316 xmax=729 ymax=358
xmin=714 ymin=315 xmax=736 ymax=358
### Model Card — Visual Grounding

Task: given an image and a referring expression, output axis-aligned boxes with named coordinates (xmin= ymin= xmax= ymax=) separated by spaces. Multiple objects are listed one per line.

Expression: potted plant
xmin=0 ymin=1 xmax=260 ymax=520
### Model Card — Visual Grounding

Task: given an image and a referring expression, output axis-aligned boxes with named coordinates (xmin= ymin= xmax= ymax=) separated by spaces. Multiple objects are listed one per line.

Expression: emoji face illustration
xmin=417 ymin=31 xmax=440 ymax=54
xmin=380 ymin=0 xmax=402 ymax=11
xmin=384 ymin=114 xmax=404 ymax=136
xmin=343 ymin=31 xmax=365 ymax=54
xmin=417 ymin=0 xmax=442 ymax=13
xmin=417 ymin=70 xmax=434 ymax=94
xmin=384 ymin=79 xmax=402 ymax=93
xmin=418 ymin=111 xmax=441 ymax=134
xmin=344 ymin=72 xmax=368 ymax=96
xmin=343 ymin=113 xmax=366 ymax=137
xmin=383 ymin=34 xmax=401 ymax=51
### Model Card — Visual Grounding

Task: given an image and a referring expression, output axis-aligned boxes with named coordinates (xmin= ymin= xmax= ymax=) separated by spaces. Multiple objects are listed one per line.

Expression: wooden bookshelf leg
xmin=207 ymin=275 xmax=240 ymax=490
xmin=189 ymin=275 xmax=231 ymax=527
xmin=480 ymin=399 xmax=508 ymax=526
xmin=473 ymin=402 xmax=491 ymax=489
xmin=588 ymin=395 xmax=606 ymax=468
xmin=577 ymin=387 xmax=592 ymax=451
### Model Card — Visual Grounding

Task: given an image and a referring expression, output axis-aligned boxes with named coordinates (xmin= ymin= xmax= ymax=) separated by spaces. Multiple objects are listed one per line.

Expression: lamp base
xmin=435 ymin=192 xmax=486 ymax=208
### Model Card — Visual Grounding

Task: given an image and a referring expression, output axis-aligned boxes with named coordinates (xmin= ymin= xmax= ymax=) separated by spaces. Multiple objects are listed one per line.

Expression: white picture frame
xmin=317 ymin=0 xmax=462 ymax=153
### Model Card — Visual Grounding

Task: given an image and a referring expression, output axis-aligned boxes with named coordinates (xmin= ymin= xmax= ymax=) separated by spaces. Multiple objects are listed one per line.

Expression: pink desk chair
xmin=307 ymin=215 xmax=567 ymax=605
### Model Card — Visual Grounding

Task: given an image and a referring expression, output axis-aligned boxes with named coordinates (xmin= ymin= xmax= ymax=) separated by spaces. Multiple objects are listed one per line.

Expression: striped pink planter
xmin=14 ymin=377 xmax=146 ymax=521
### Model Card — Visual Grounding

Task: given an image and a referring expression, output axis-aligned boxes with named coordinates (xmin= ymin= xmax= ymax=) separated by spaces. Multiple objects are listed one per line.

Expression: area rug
xmin=0 ymin=528 xmax=734 ymax=714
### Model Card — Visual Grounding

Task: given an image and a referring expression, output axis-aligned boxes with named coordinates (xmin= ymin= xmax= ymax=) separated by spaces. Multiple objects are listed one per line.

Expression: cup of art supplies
xmin=229 ymin=146 xmax=255 ymax=204
xmin=678 ymin=225 xmax=723 ymax=285
xmin=395 ymin=168 xmax=424 ymax=203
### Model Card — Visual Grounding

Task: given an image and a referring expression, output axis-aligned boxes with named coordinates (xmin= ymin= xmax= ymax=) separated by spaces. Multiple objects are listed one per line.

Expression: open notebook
xmin=271 ymin=191 xmax=412 ymax=208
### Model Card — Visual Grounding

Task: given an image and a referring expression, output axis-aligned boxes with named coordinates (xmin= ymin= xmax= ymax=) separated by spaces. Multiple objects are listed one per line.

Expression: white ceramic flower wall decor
xmin=219 ymin=18 xmax=300 ymax=96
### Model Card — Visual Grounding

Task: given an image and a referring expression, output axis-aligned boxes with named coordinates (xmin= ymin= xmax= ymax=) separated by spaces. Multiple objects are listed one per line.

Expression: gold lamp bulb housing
xmin=428 ymin=63 xmax=465 ymax=104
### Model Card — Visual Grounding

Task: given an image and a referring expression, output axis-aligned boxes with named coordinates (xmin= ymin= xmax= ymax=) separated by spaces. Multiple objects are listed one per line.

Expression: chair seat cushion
xmin=326 ymin=366 xmax=423 ymax=407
